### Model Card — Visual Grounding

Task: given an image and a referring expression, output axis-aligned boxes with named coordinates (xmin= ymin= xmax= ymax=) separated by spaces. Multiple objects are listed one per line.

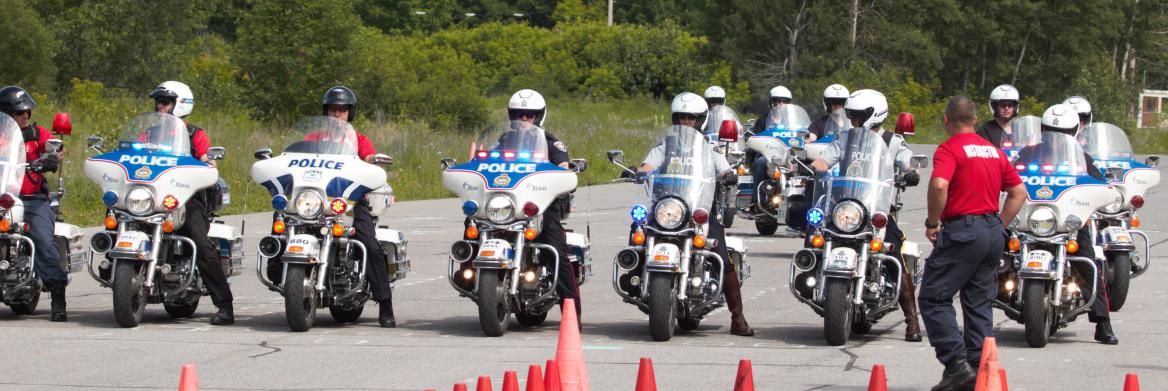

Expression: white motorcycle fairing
xmin=251 ymin=152 xmax=386 ymax=203
xmin=84 ymin=151 xmax=218 ymax=213
xmin=1016 ymin=173 xmax=1118 ymax=232
xmin=442 ymin=160 xmax=577 ymax=221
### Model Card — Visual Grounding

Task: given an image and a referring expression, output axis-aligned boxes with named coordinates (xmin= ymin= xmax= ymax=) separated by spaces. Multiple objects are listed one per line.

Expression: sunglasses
xmin=11 ymin=110 xmax=30 ymax=116
xmin=676 ymin=113 xmax=699 ymax=120
xmin=513 ymin=110 xmax=539 ymax=119
xmin=997 ymin=102 xmax=1017 ymax=109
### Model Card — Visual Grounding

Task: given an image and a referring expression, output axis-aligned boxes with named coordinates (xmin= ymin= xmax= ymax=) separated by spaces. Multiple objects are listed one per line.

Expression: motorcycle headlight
xmin=831 ymin=200 xmax=865 ymax=233
xmin=1027 ymin=206 xmax=1058 ymax=236
xmin=486 ymin=195 xmax=515 ymax=224
xmin=653 ymin=198 xmax=687 ymax=230
xmin=1101 ymin=193 xmax=1123 ymax=214
xmin=294 ymin=190 xmax=324 ymax=218
xmin=1064 ymin=215 xmax=1083 ymax=231
xmin=125 ymin=187 xmax=155 ymax=216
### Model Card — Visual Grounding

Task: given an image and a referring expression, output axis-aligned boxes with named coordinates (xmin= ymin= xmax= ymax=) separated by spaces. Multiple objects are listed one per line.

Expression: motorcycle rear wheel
xmin=823 ymin=278 xmax=852 ymax=346
xmin=112 ymin=263 xmax=147 ymax=328
xmin=754 ymin=218 xmax=779 ymax=236
xmin=1107 ymin=252 xmax=1132 ymax=311
xmin=647 ymin=273 xmax=676 ymax=341
xmin=1022 ymin=281 xmax=1051 ymax=348
xmin=477 ymin=271 xmax=511 ymax=337
xmin=284 ymin=264 xmax=317 ymax=332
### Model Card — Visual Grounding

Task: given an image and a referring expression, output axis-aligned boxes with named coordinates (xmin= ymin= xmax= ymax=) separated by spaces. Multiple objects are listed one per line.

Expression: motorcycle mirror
xmin=570 ymin=158 xmax=588 ymax=173
xmin=1105 ymin=167 xmax=1123 ymax=181
xmin=45 ymin=139 xmax=64 ymax=154
xmin=206 ymin=146 xmax=226 ymax=161
xmin=372 ymin=153 xmax=394 ymax=166
xmin=52 ymin=113 xmax=72 ymax=135
xmin=717 ymin=120 xmax=739 ymax=142
xmin=1146 ymin=155 xmax=1160 ymax=167
xmin=895 ymin=112 xmax=916 ymax=136
xmin=789 ymin=145 xmax=807 ymax=160
xmin=607 ymin=150 xmax=625 ymax=164
xmin=87 ymin=135 xmax=104 ymax=151
xmin=254 ymin=147 xmax=272 ymax=160
xmin=440 ymin=157 xmax=457 ymax=170
xmin=910 ymin=154 xmax=929 ymax=169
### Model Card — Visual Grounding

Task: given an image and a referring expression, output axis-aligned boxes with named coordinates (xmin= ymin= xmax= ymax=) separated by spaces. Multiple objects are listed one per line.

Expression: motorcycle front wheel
xmin=647 ymin=273 xmax=676 ymax=341
xmin=9 ymin=281 xmax=41 ymax=315
xmin=754 ymin=217 xmax=779 ymax=236
xmin=284 ymin=264 xmax=318 ymax=332
xmin=477 ymin=271 xmax=511 ymax=337
xmin=1022 ymin=281 xmax=1052 ymax=348
xmin=112 ymin=263 xmax=147 ymax=328
xmin=1107 ymin=252 xmax=1132 ymax=311
xmin=823 ymin=278 xmax=853 ymax=346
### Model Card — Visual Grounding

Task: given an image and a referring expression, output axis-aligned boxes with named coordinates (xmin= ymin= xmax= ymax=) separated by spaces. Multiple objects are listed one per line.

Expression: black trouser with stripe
xmin=538 ymin=200 xmax=581 ymax=320
xmin=1075 ymin=227 xmax=1109 ymax=322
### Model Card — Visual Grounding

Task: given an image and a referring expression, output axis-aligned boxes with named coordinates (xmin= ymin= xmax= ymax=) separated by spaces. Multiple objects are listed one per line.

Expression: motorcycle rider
xmin=809 ymin=89 xmax=923 ymax=342
xmin=1064 ymin=96 xmax=1093 ymax=129
xmin=746 ymin=85 xmax=796 ymax=193
xmin=266 ymin=86 xmax=398 ymax=327
xmin=703 ymin=86 xmax=744 ymax=138
xmin=808 ymin=84 xmax=849 ymax=139
xmin=1014 ymin=104 xmax=1117 ymax=344
xmin=976 ymin=84 xmax=1020 ymax=148
xmin=637 ymin=92 xmax=755 ymax=336
xmin=149 ymin=81 xmax=235 ymax=326
xmin=0 ymin=86 xmax=67 ymax=322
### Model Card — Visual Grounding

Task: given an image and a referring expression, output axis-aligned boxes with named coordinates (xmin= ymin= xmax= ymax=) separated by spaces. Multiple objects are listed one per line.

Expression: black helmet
xmin=0 ymin=86 xmax=37 ymax=115
xmin=322 ymin=86 xmax=358 ymax=122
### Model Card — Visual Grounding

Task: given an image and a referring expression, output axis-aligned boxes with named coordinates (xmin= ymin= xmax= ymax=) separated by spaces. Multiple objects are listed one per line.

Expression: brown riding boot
xmin=900 ymin=271 xmax=923 ymax=342
xmin=723 ymin=269 xmax=755 ymax=336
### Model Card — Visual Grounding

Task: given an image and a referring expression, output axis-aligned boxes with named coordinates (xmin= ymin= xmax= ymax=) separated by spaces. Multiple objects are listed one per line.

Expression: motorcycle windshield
xmin=1082 ymin=122 xmax=1134 ymax=160
xmin=472 ymin=120 xmax=550 ymax=163
xmin=763 ymin=105 xmax=812 ymax=133
xmin=642 ymin=125 xmax=717 ymax=212
xmin=703 ymin=105 xmax=740 ymax=140
xmin=820 ymin=129 xmax=896 ymax=216
xmin=116 ymin=112 xmax=191 ymax=157
xmin=1003 ymin=115 xmax=1042 ymax=150
xmin=0 ymin=114 xmax=25 ymax=196
xmin=1014 ymin=132 xmax=1090 ymax=176
xmin=282 ymin=116 xmax=360 ymax=156
xmin=820 ymin=111 xmax=848 ymax=141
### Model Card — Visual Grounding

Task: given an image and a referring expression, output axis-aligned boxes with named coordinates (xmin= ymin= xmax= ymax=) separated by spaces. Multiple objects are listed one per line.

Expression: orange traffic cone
xmin=555 ymin=299 xmax=589 ymax=391
xmin=867 ymin=364 xmax=887 ymax=391
xmin=526 ymin=364 xmax=545 ymax=391
xmin=545 ymin=359 xmax=562 ymax=391
xmin=975 ymin=337 xmax=1003 ymax=391
xmin=635 ymin=357 xmax=657 ymax=391
xmin=502 ymin=371 xmax=519 ymax=391
xmin=998 ymin=368 xmax=1008 ymax=391
xmin=1123 ymin=373 xmax=1141 ymax=391
xmin=178 ymin=364 xmax=199 ymax=391
xmin=733 ymin=359 xmax=755 ymax=391
xmin=477 ymin=376 xmax=493 ymax=391
xmin=454 ymin=384 xmax=468 ymax=391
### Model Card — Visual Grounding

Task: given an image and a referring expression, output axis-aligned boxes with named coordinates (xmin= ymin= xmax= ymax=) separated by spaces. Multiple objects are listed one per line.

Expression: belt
xmin=943 ymin=213 xmax=999 ymax=226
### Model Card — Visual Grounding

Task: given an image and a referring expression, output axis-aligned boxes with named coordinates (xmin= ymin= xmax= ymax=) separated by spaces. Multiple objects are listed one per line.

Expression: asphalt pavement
xmin=1 ymin=143 xmax=1166 ymax=390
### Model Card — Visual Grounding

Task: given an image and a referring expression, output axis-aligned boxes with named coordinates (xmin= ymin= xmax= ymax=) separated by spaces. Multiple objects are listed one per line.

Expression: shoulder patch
xmin=554 ymin=140 xmax=567 ymax=152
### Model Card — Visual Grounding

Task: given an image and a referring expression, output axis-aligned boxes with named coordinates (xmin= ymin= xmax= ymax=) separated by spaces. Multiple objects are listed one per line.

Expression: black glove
xmin=903 ymin=171 xmax=920 ymax=187
xmin=719 ymin=171 xmax=738 ymax=185
xmin=634 ymin=171 xmax=649 ymax=184
xmin=31 ymin=154 xmax=59 ymax=173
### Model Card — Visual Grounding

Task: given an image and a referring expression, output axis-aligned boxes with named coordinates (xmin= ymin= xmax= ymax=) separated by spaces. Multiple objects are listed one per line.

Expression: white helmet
xmin=822 ymin=83 xmax=849 ymax=111
xmin=769 ymin=86 xmax=793 ymax=102
xmin=1041 ymin=104 xmax=1080 ymax=137
xmin=843 ymin=89 xmax=889 ymax=130
xmin=703 ymin=86 xmax=726 ymax=100
xmin=1063 ymin=96 xmax=1092 ymax=125
xmin=507 ymin=89 xmax=547 ymax=127
xmin=671 ymin=92 xmax=709 ymax=129
xmin=149 ymin=81 xmax=194 ymax=118
xmin=988 ymin=84 xmax=1020 ymax=119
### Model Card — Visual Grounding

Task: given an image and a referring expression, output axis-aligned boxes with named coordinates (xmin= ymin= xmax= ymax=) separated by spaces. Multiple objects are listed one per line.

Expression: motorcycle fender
xmin=1101 ymin=226 xmax=1136 ymax=251
xmin=282 ymin=234 xmax=319 ymax=263
xmin=474 ymin=238 xmax=514 ymax=268
xmin=646 ymin=243 xmax=681 ymax=272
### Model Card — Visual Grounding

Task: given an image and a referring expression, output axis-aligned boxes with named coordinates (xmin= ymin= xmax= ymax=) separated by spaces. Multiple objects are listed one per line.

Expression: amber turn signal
xmin=524 ymin=227 xmax=538 ymax=241
xmin=332 ymin=223 xmax=345 ymax=237
xmin=1008 ymin=237 xmax=1021 ymax=252
xmin=693 ymin=234 xmax=706 ymax=249
xmin=811 ymin=235 xmax=825 ymax=248
xmin=465 ymin=225 xmax=479 ymax=240
xmin=1131 ymin=216 xmax=1141 ymax=228
xmin=104 ymin=214 xmax=118 ymax=230
xmin=273 ymin=219 xmax=286 ymax=234
xmin=869 ymin=239 xmax=883 ymax=252
xmin=632 ymin=230 xmax=646 ymax=245
xmin=0 ymin=219 xmax=10 ymax=233
xmin=1067 ymin=240 xmax=1079 ymax=254
xmin=162 ymin=219 xmax=175 ymax=234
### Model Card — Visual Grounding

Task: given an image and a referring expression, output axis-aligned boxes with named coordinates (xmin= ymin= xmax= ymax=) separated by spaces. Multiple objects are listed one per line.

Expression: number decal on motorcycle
xmin=1023 ymin=250 xmax=1054 ymax=271
xmin=477 ymin=239 xmax=513 ymax=261
xmin=114 ymin=231 xmax=149 ymax=251
xmin=284 ymin=234 xmax=318 ymax=257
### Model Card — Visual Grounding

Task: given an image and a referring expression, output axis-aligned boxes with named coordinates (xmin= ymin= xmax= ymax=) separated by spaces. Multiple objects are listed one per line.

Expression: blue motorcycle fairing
xmin=89 ymin=150 xmax=209 ymax=183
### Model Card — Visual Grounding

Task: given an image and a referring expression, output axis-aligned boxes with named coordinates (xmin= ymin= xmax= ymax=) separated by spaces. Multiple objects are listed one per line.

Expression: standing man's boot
xmin=49 ymin=282 xmax=67 ymax=322
xmin=1094 ymin=320 xmax=1118 ymax=345
xmin=210 ymin=305 xmax=234 ymax=325
xmin=723 ymin=269 xmax=754 ymax=336
xmin=930 ymin=358 xmax=976 ymax=391
xmin=900 ymin=271 xmax=923 ymax=342
xmin=379 ymin=299 xmax=396 ymax=328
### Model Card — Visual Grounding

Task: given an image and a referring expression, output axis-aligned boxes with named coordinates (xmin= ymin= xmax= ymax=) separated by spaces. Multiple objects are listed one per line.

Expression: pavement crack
xmin=1150 ymin=238 xmax=1168 ymax=248
xmin=249 ymin=340 xmax=281 ymax=358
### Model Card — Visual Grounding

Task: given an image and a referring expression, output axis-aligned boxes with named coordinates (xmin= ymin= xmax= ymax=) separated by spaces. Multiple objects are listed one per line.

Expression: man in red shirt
xmin=919 ymin=96 xmax=1026 ymax=391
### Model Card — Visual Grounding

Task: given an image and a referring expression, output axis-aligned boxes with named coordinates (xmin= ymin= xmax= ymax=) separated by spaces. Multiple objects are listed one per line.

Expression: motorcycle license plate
xmin=284 ymin=234 xmax=319 ymax=258
xmin=114 ymin=231 xmax=149 ymax=252
xmin=1023 ymin=250 xmax=1054 ymax=271
xmin=1103 ymin=226 xmax=1131 ymax=243
xmin=738 ymin=175 xmax=753 ymax=184
xmin=477 ymin=239 xmax=513 ymax=261
xmin=826 ymin=247 xmax=858 ymax=270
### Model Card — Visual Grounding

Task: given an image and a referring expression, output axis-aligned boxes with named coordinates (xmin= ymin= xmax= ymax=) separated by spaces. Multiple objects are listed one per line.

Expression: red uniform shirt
xmin=190 ymin=126 xmax=210 ymax=159
xmin=356 ymin=133 xmax=375 ymax=160
xmin=20 ymin=125 xmax=51 ymax=196
xmin=931 ymin=132 xmax=1022 ymax=221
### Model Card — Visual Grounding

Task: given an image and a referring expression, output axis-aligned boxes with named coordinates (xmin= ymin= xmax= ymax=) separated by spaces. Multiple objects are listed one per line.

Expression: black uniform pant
xmin=537 ymin=203 xmax=581 ymax=320
xmin=1075 ymin=227 xmax=1109 ymax=322
xmin=267 ymin=203 xmax=392 ymax=302
xmin=22 ymin=195 xmax=67 ymax=286
xmin=178 ymin=192 xmax=232 ymax=308
xmin=919 ymin=214 xmax=1004 ymax=367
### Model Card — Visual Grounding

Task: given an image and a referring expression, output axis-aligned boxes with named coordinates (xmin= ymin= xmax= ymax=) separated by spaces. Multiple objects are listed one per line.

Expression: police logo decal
xmin=846 ymin=161 xmax=864 ymax=177
xmin=493 ymin=173 xmax=512 ymax=187
xmin=1036 ymin=186 xmax=1054 ymax=199
xmin=134 ymin=166 xmax=152 ymax=179
xmin=667 ymin=157 xmax=682 ymax=174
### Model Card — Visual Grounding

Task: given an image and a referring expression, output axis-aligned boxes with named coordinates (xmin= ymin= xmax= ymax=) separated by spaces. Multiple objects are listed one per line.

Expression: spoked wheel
xmin=112 ymin=263 xmax=147 ymax=328
xmin=283 ymin=264 xmax=318 ymax=332
xmin=477 ymin=271 xmax=511 ymax=337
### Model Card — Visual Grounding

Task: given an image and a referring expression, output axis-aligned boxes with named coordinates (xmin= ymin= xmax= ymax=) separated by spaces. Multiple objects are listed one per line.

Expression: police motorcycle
xmin=993 ymin=132 xmax=1120 ymax=347
xmin=41 ymin=114 xmax=87 ymax=275
xmin=1000 ymin=115 xmax=1043 ymax=161
xmin=252 ymin=117 xmax=408 ymax=332
xmin=0 ymin=113 xmax=43 ymax=314
xmin=441 ymin=121 xmax=591 ymax=337
xmin=789 ymin=128 xmax=927 ymax=346
xmin=704 ymin=105 xmax=745 ymax=227
xmin=607 ymin=124 xmax=750 ymax=342
xmin=83 ymin=113 xmax=226 ymax=327
xmin=1081 ymin=122 xmax=1159 ymax=311
xmin=739 ymin=105 xmax=813 ymax=235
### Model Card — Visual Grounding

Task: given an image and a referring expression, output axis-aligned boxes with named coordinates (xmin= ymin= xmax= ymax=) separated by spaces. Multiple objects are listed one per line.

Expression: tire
xmin=164 ymin=299 xmax=199 ymax=318
xmin=284 ymin=264 xmax=317 ymax=332
xmin=9 ymin=284 xmax=40 ymax=315
xmin=1107 ymin=253 xmax=1132 ymax=311
xmin=823 ymin=278 xmax=853 ymax=346
xmin=851 ymin=319 xmax=872 ymax=335
xmin=1022 ymin=281 xmax=1051 ymax=348
xmin=329 ymin=304 xmax=365 ymax=323
xmin=55 ymin=237 xmax=71 ymax=273
xmin=678 ymin=316 xmax=700 ymax=331
xmin=722 ymin=207 xmax=736 ymax=228
xmin=515 ymin=311 xmax=548 ymax=328
xmin=477 ymin=271 xmax=511 ymax=337
xmin=112 ymin=262 xmax=146 ymax=328
xmin=647 ymin=273 xmax=676 ymax=341
xmin=755 ymin=218 xmax=779 ymax=236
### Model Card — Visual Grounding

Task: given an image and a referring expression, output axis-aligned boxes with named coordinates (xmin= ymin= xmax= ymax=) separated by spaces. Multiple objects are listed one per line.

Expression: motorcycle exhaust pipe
xmin=90 ymin=231 xmax=115 ymax=254
xmin=258 ymin=236 xmax=284 ymax=259
xmin=450 ymin=241 xmax=475 ymax=263
xmin=793 ymin=249 xmax=817 ymax=272
xmin=616 ymin=248 xmax=640 ymax=271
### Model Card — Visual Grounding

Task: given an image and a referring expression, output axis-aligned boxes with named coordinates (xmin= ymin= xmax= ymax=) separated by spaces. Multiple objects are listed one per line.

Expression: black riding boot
xmin=378 ymin=298 xmax=396 ymax=328
xmin=210 ymin=304 xmax=234 ymax=325
xmin=49 ymin=283 xmax=67 ymax=322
